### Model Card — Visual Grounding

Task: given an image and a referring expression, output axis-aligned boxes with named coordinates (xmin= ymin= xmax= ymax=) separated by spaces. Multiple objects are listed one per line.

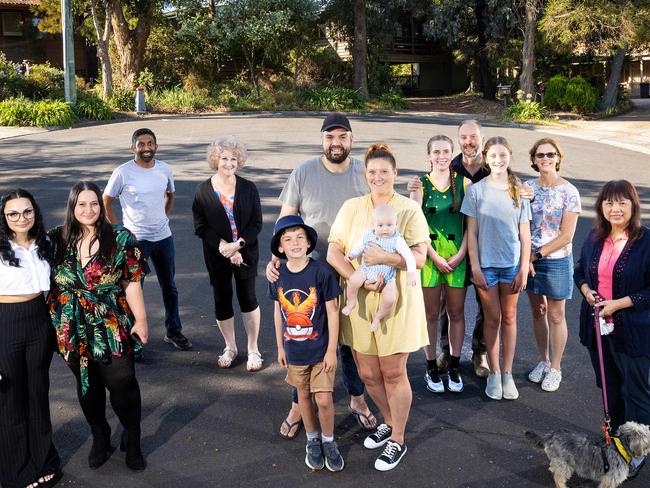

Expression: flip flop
xmin=279 ymin=418 xmax=303 ymax=440
xmin=350 ymin=408 xmax=377 ymax=431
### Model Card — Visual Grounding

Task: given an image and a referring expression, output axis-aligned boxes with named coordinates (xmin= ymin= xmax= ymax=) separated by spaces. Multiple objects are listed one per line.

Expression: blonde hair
xmin=206 ymin=135 xmax=248 ymax=171
xmin=373 ymin=203 xmax=397 ymax=223
xmin=426 ymin=134 xmax=459 ymax=212
xmin=365 ymin=143 xmax=396 ymax=169
xmin=483 ymin=136 xmax=521 ymax=208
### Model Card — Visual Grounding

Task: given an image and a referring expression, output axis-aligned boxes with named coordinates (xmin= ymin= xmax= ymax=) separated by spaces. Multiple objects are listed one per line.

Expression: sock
xmin=322 ymin=433 xmax=334 ymax=443
xmin=306 ymin=431 xmax=320 ymax=442
xmin=631 ymin=456 xmax=645 ymax=467
xmin=449 ymin=355 xmax=460 ymax=370
xmin=426 ymin=360 xmax=437 ymax=373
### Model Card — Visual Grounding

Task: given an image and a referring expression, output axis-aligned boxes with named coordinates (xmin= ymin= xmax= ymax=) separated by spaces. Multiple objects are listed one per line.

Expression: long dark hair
xmin=594 ymin=180 xmax=643 ymax=243
xmin=59 ymin=181 xmax=115 ymax=263
xmin=0 ymin=188 xmax=52 ymax=266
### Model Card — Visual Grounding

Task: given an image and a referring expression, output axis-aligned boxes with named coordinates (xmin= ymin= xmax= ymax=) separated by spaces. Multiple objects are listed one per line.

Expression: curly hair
xmin=365 ymin=143 xmax=396 ymax=169
xmin=0 ymin=188 xmax=52 ymax=267
xmin=206 ymin=135 xmax=248 ymax=172
xmin=56 ymin=181 xmax=115 ymax=265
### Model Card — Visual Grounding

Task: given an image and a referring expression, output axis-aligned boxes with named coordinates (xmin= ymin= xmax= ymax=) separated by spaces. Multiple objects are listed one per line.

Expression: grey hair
xmin=206 ymin=135 xmax=248 ymax=171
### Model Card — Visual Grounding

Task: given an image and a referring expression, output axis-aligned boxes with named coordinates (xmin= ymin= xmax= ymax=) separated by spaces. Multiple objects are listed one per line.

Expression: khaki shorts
xmin=286 ymin=362 xmax=335 ymax=393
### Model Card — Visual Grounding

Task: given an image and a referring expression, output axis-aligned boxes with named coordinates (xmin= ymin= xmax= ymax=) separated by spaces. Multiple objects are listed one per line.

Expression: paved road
xmin=1 ymin=113 xmax=648 ymax=488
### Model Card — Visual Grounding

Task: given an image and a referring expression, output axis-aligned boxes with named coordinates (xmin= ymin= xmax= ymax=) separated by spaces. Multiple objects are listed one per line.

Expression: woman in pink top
xmin=574 ymin=180 xmax=650 ymax=478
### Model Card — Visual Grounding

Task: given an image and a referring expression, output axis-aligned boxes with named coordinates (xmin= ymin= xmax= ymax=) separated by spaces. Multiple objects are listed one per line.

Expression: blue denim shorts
xmin=480 ymin=266 xmax=520 ymax=288
xmin=526 ymin=254 xmax=574 ymax=300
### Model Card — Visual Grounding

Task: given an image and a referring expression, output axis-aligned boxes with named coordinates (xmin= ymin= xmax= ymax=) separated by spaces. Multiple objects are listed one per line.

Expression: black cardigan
xmin=192 ymin=175 xmax=262 ymax=280
xmin=574 ymin=227 xmax=650 ymax=357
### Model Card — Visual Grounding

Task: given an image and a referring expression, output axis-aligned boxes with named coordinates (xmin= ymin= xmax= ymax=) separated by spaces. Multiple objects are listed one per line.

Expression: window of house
xmin=2 ymin=12 xmax=23 ymax=37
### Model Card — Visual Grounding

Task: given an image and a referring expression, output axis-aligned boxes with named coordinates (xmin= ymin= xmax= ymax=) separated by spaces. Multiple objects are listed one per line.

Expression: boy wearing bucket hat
xmin=269 ymin=215 xmax=344 ymax=472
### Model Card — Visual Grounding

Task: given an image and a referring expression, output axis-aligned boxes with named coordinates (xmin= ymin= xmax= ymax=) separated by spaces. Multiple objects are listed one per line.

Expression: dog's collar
xmin=613 ymin=435 xmax=632 ymax=464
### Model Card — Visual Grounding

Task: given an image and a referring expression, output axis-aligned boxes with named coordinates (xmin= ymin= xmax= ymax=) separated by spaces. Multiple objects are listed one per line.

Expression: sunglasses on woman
xmin=534 ymin=152 xmax=557 ymax=159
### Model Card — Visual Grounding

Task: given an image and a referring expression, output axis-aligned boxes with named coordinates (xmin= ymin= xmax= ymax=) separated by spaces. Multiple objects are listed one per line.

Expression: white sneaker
xmin=528 ymin=361 xmax=550 ymax=384
xmin=485 ymin=373 xmax=502 ymax=400
xmin=541 ymin=368 xmax=562 ymax=392
xmin=502 ymin=372 xmax=519 ymax=400
xmin=447 ymin=368 xmax=464 ymax=393
xmin=425 ymin=371 xmax=444 ymax=393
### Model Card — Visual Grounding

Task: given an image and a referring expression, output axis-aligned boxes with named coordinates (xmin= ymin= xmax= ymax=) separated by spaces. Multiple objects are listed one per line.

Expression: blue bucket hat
xmin=271 ymin=215 xmax=318 ymax=259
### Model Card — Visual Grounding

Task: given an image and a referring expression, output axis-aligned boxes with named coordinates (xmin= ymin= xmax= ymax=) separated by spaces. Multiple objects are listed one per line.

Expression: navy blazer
xmin=192 ymin=175 xmax=262 ymax=281
xmin=574 ymin=227 xmax=650 ymax=356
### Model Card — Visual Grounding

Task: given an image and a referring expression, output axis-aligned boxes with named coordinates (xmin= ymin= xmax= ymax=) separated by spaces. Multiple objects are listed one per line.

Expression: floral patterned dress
xmin=47 ymin=225 xmax=143 ymax=394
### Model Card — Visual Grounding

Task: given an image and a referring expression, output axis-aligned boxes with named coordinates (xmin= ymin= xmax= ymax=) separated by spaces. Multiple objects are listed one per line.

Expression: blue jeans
xmin=137 ymin=236 xmax=182 ymax=333
xmin=291 ymin=344 xmax=365 ymax=403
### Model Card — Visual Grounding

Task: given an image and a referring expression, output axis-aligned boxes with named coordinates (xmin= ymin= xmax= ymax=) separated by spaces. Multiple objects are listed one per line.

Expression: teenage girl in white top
xmin=0 ymin=189 xmax=61 ymax=488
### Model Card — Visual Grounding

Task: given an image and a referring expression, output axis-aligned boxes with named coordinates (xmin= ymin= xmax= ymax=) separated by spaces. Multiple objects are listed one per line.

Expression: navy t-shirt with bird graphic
xmin=269 ymin=258 xmax=341 ymax=366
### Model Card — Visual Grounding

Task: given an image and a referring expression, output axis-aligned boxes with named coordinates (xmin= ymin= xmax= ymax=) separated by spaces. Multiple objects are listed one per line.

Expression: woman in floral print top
xmin=47 ymin=181 xmax=148 ymax=472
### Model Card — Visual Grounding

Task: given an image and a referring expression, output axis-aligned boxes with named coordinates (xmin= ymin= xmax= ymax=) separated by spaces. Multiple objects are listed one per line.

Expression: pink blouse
xmin=597 ymin=234 xmax=628 ymax=300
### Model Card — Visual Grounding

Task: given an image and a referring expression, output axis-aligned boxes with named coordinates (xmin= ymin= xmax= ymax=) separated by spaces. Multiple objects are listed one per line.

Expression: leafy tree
xmin=352 ymin=0 xmax=369 ymax=99
xmin=516 ymin=0 xmax=544 ymax=96
xmin=211 ymin=0 xmax=320 ymax=97
xmin=540 ymin=0 xmax=650 ymax=110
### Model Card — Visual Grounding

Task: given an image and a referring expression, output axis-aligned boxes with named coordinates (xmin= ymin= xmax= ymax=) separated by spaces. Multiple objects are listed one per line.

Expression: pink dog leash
xmin=592 ymin=296 xmax=613 ymax=445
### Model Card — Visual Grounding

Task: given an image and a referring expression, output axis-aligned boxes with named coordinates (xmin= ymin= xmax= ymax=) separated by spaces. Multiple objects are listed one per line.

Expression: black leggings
xmin=69 ymin=354 xmax=141 ymax=431
xmin=211 ymin=273 xmax=258 ymax=321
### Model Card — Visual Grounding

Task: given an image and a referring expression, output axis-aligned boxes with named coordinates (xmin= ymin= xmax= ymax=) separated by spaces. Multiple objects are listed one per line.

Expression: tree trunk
xmin=109 ymin=0 xmax=154 ymax=88
xmin=600 ymin=45 xmax=626 ymax=111
xmin=475 ymin=0 xmax=497 ymax=100
xmin=89 ymin=0 xmax=113 ymax=98
xmin=352 ymin=0 xmax=369 ymax=99
xmin=519 ymin=0 xmax=540 ymax=97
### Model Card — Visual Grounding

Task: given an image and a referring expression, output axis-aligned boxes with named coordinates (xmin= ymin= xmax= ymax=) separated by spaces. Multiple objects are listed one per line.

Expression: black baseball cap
xmin=321 ymin=113 xmax=352 ymax=132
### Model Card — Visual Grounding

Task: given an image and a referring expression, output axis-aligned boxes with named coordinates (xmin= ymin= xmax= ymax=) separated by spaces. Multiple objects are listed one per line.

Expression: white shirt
xmin=0 ymin=240 xmax=50 ymax=294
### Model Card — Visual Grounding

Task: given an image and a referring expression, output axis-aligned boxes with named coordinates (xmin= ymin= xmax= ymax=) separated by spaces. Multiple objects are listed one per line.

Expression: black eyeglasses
xmin=534 ymin=152 xmax=557 ymax=159
xmin=4 ymin=208 xmax=35 ymax=222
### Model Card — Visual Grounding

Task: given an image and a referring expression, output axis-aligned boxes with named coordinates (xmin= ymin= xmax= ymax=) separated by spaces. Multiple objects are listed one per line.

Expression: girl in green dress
xmin=410 ymin=135 xmax=470 ymax=394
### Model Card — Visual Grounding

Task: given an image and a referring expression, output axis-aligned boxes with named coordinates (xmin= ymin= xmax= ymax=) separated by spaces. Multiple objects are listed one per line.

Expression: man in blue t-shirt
xmin=269 ymin=215 xmax=344 ymax=472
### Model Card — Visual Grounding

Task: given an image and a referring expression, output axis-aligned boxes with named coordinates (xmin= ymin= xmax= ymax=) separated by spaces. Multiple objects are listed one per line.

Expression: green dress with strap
xmin=420 ymin=172 xmax=467 ymax=288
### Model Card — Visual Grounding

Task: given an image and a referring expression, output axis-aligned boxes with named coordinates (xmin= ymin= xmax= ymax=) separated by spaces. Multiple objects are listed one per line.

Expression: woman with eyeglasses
xmin=0 ymin=189 xmax=62 ymax=488
xmin=524 ymin=139 xmax=581 ymax=392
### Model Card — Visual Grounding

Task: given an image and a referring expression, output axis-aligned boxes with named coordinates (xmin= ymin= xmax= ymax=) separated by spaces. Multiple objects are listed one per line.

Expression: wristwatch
xmin=238 ymin=238 xmax=245 ymax=248
xmin=534 ymin=249 xmax=543 ymax=261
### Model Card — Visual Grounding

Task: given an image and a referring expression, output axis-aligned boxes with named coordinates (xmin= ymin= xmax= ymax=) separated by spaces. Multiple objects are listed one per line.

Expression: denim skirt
xmin=526 ymin=254 xmax=573 ymax=299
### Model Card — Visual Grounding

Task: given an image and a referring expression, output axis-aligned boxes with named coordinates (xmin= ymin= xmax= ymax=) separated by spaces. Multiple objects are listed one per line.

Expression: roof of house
xmin=0 ymin=0 xmax=40 ymax=7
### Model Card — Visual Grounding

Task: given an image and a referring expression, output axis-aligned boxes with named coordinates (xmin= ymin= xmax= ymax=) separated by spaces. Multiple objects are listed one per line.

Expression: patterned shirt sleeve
xmin=564 ymin=183 xmax=582 ymax=213
xmin=117 ymin=228 xmax=143 ymax=282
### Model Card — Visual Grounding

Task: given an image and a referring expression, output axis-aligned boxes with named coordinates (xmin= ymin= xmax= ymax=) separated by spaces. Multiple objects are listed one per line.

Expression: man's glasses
xmin=534 ymin=152 xmax=557 ymax=159
xmin=4 ymin=208 xmax=35 ymax=222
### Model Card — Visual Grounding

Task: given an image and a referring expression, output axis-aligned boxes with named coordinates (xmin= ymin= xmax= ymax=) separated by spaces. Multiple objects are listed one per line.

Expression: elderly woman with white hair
xmin=192 ymin=136 xmax=264 ymax=370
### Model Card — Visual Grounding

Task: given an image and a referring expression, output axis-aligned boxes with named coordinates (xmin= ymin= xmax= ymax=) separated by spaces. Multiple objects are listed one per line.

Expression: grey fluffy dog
xmin=526 ymin=421 xmax=650 ymax=488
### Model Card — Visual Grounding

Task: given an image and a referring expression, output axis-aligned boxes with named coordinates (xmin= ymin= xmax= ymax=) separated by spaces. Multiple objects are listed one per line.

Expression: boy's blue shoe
xmin=305 ymin=438 xmax=324 ymax=470
xmin=322 ymin=441 xmax=344 ymax=472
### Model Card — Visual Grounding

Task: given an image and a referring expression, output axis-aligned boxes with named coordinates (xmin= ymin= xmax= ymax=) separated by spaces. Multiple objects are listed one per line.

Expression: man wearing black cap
xmin=267 ymin=113 xmax=376 ymax=439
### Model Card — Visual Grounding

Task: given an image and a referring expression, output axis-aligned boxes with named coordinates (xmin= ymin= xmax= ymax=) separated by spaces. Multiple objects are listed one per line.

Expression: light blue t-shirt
xmin=460 ymin=179 xmax=531 ymax=268
xmin=104 ymin=159 xmax=175 ymax=242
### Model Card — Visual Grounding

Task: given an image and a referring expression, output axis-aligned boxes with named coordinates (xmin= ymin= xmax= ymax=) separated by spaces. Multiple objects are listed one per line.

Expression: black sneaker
xmin=305 ymin=438 xmax=324 ymax=470
xmin=164 ymin=331 xmax=192 ymax=350
xmin=133 ymin=348 xmax=144 ymax=362
xmin=374 ymin=440 xmax=407 ymax=471
xmin=363 ymin=423 xmax=392 ymax=449
xmin=322 ymin=441 xmax=344 ymax=472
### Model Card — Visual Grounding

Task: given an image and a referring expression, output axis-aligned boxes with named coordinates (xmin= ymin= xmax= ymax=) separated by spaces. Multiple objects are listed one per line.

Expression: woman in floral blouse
xmin=47 ymin=181 xmax=148 ymax=471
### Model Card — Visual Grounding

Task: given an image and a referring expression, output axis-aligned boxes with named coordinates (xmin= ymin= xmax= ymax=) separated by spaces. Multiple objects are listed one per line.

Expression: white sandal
xmin=218 ymin=347 xmax=237 ymax=368
xmin=247 ymin=351 xmax=263 ymax=371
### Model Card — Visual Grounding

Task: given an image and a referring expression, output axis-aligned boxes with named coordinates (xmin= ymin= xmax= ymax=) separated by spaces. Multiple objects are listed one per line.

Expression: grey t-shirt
xmin=279 ymin=156 xmax=368 ymax=259
xmin=104 ymin=159 xmax=175 ymax=242
xmin=460 ymin=179 xmax=531 ymax=268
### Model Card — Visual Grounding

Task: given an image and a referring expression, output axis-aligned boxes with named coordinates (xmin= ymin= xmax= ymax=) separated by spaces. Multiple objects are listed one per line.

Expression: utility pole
xmin=61 ymin=0 xmax=77 ymax=104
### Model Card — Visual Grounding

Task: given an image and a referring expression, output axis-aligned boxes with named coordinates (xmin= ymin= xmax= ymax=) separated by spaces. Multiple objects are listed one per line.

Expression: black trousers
xmin=0 ymin=296 xmax=60 ymax=488
xmin=588 ymin=337 xmax=650 ymax=431
xmin=69 ymin=353 xmax=142 ymax=432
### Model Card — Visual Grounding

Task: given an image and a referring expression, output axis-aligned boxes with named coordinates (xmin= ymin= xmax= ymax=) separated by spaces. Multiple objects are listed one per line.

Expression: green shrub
xmin=74 ymin=92 xmax=114 ymax=120
xmin=28 ymin=63 xmax=65 ymax=99
xmin=502 ymin=100 xmax=549 ymax=122
xmin=0 ymin=97 xmax=76 ymax=127
xmin=108 ymin=87 xmax=135 ymax=111
xmin=375 ymin=90 xmax=409 ymax=110
xmin=544 ymin=75 xmax=568 ymax=109
xmin=563 ymin=75 xmax=598 ymax=113
xmin=302 ymin=86 xmax=365 ymax=111
xmin=147 ymin=88 xmax=214 ymax=113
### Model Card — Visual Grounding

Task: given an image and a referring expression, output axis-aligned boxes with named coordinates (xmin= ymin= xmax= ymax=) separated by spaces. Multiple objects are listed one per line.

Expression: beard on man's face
xmin=137 ymin=149 xmax=155 ymax=162
xmin=324 ymin=146 xmax=350 ymax=164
